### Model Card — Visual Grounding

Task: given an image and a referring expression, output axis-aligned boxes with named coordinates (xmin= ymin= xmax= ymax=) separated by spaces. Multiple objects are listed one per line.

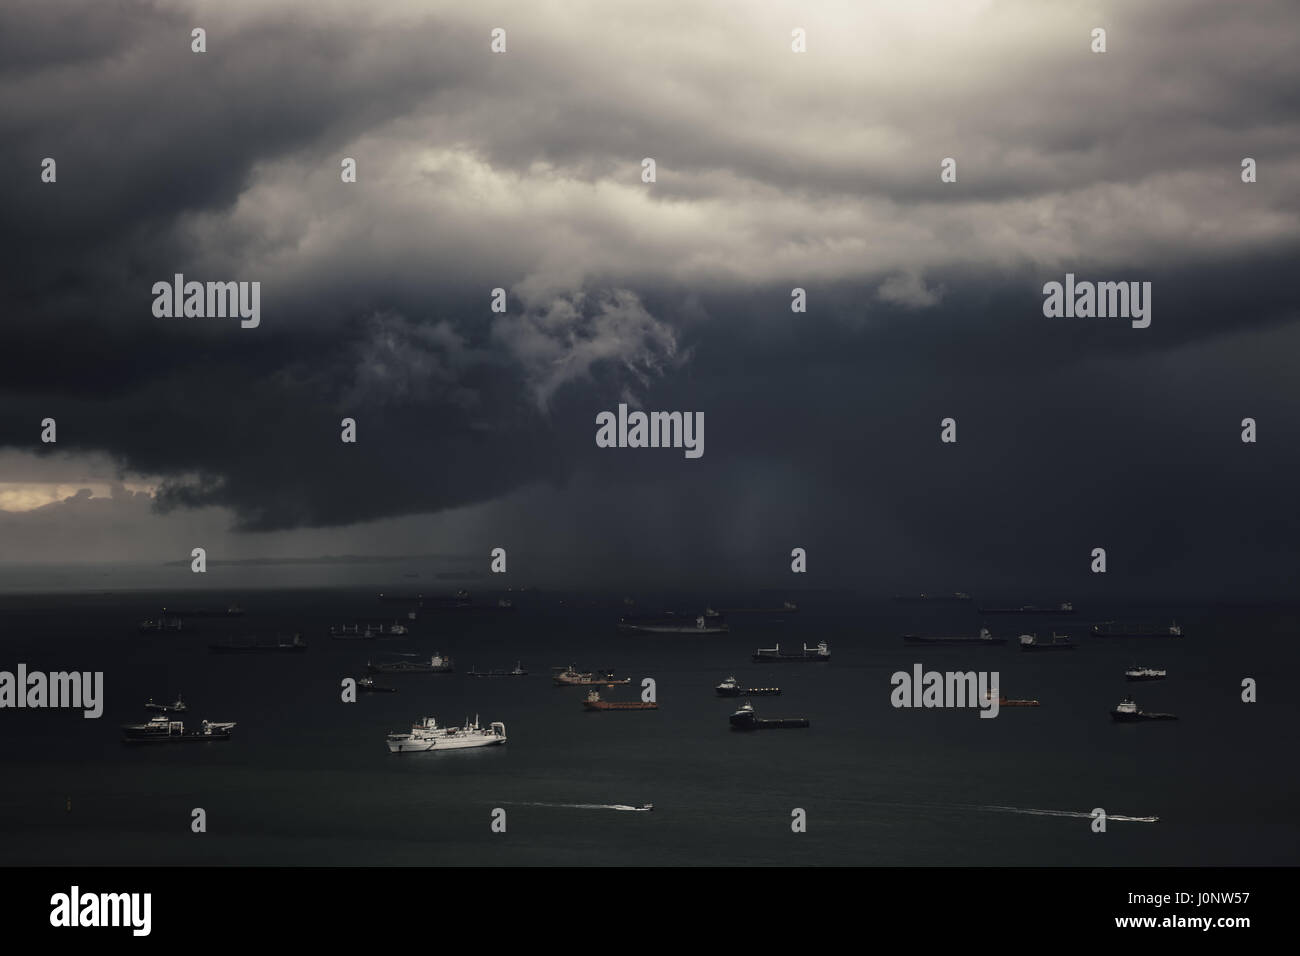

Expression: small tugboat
xmin=551 ymin=665 xmax=631 ymax=686
xmin=1018 ymin=632 xmax=1075 ymax=652
xmin=122 ymin=716 xmax=236 ymax=743
xmin=903 ymin=626 xmax=1006 ymax=645
xmin=209 ymin=634 xmax=307 ymax=654
xmin=714 ymin=676 xmax=781 ymax=697
xmin=752 ymin=641 xmax=830 ymax=663
xmin=1125 ymin=665 xmax=1168 ymax=682
xmin=583 ymin=689 xmax=658 ymax=711
xmin=356 ymin=676 xmax=397 ymax=693
xmin=468 ymin=662 xmax=528 ymax=678
xmin=1110 ymin=698 xmax=1177 ymax=721
xmin=386 ymin=715 xmax=506 ymax=753
xmin=728 ymin=701 xmax=809 ymax=730
xmin=367 ymin=653 xmax=453 ymax=674
xmin=144 ymin=695 xmax=187 ymax=714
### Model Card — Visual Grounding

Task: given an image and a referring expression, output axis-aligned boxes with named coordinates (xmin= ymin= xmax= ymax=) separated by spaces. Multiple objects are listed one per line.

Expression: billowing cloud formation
xmin=0 ymin=0 xmax=1297 ymax=594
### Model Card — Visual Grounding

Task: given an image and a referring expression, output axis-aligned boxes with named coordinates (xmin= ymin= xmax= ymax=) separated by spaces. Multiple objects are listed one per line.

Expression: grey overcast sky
xmin=0 ymin=0 xmax=1297 ymax=595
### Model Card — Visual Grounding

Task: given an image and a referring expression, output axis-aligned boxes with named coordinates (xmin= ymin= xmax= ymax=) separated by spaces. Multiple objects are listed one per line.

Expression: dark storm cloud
xmin=0 ymin=0 xmax=1297 ymax=595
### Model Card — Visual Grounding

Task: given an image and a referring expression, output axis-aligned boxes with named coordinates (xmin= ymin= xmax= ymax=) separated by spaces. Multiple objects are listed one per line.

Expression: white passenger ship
xmin=385 ymin=715 xmax=507 ymax=753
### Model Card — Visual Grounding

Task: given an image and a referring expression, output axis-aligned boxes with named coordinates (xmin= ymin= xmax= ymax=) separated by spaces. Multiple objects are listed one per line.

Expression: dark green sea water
xmin=1 ymin=590 xmax=1296 ymax=865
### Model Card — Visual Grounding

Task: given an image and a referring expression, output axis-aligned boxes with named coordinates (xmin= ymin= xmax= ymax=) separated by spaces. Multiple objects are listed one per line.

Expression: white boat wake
xmin=969 ymin=804 xmax=1158 ymax=823
xmin=505 ymin=802 xmax=652 ymax=812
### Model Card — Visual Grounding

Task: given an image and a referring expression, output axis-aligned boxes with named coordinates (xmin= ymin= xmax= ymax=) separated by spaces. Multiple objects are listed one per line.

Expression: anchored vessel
xmin=728 ymin=701 xmax=809 ymax=730
xmin=583 ymin=690 xmax=658 ymax=711
xmin=1092 ymin=621 xmax=1183 ymax=638
xmin=715 ymin=676 xmax=781 ymax=697
xmin=165 ymin=604 xmax=243 ymax=617
xmin=386 ymin=716 xmax=507 ymax=753
xmin=356 ymin=676 xmax=396 ymax=693
xmin=367 ymin=653 xmax=453 ymax=674
xmin=752 ymin=641 xmax=830 ymax=663
xmin=1125 ymin=665 xmax=1168 ymax=682
xmin=552 ymin=665 xmax=631 ymax=686
xmin=1110 ymin=698 xmax=1177 ymax=721
xmin=977 ymin=602 xmax=1074 ymax=615
xmin=893 ymin=592 xmax=972 ymax=604
xmin=209 ymin=634 xmax=307 ymax=654
xmin=1018 ymin=633 xmax=1075 ymax=652
xmin=903 ymin=626 xmax=1006 ymax=645
xmin=716 ymin=601 xmax=799 ymax=614
xmin=122 ymin=716 xmax=236 ymax=743
xmin=982 ymin=692 xmax=1041 ymax=708
xmin=144 ymin=695 xmax=187 ymax=714
xmin=618 ymin=613 xmax=729 ymax=634
xmin=138 ymin=616 xmax=185 ymax=633
xmin=468 ymin=662 xmax=528 ymax=678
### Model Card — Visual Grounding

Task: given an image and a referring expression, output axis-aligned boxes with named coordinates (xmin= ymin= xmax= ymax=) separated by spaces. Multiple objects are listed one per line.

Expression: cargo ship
xmin=1092 ymin=621 xmax=1182 ymax=638
xmin=728 ymin=701 xmax=809 ymax=730
xmin=552 ymin=665 xmax=631 ymax=686
xmin=618 ymin=613 xmax=729 ymax=634
xmin=752 ymin=641 xmax=830 ymax=663
xmin=893 ymin=592 xmax=972 ymax=604
xmin=468 ymin=662 xmax=528 ymax=678
xmin=1018 ymin=633 xmax=1075 ymax=652
xmin=138 ymin=616 xmax=185 ymax=634
xmin=1109 ymin=698 xmax=1177 ymax=722
xmin=209 ymin=634 xmax=307 ymax=654
xmin=903 ymin=626 xmax=1005 ymax=645
xmin=367 ymin=653 xmax=453 ymax=674
xmin=122 ymin=716 xmax=236 ymax=743
xmin=716 ymin=601 xmax=799 ymax=614
xmin=714 ymin=676 xmax=780 ymax=697
xmin=583 ymin=690 xmax=658 ymax=711
xmin=1125 ymin=665 xmax=1168 ymax=682
xmin=386 ymin=715 xmax=506 ymax=753
xmin=977 ymin=602 xmax=1074 ymax=615
xmin=982 ymin=692 xmax=1040 ymax=707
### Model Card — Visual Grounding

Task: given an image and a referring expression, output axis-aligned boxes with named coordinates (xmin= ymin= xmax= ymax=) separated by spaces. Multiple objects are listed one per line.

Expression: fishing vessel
xmin=977 ymin=602 xmax=1074 ymax=615
xmin=1109 ymin=698 xmax=1177 ymax=721
xmin=385 ymin=715 xmax=506 ymax=753
xmin=122 ymin=716 xmax=236 ymax=743
xmin=1125 ymin=665 xmax=1168 ymax=682
xmin=752 ymin=641 xmax=830 ymax=662
xmin=1092 ymin=621 xmax=1183 ymax=638
xmin=1018 ymin=633 xmax=1075 ymax=652
xmin=903 ymin=626 xmax=1005 ymax=645
xmin=714 ymin=676 xmax=781 ymax=697
xmin=468 ymin=662 xmax=528 ymax=678
xmin=728 ymin=701 xmax=809 ymax=730
xmin=367 ymin=653 xmax=453 ymax=674
xmin=582 ymin=690 xmax=658 ymax=711
xmin=144 ymin=695 xmax=187 ymax=714
xmin=209 ymin=634 xmax=307 ymax=654
xmin=552 ymin=665 xmax=631 ymax=686
xmin=618 ymin=613 xmax=729 ymax=634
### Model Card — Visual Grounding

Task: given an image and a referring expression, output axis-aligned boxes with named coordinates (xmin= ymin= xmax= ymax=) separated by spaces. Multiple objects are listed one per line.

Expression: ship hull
xmin=1019 ymin=645 xmax=1075 ymax=651
xmin=730 ymin=716 xmax=809 ymax=730
xmin=583 ymin=703 xmax=658 ymax=711
xmin=1125 ymin=675 xmax=1167 ymax=682
xmin=751 ymin=655 xmax=828 ymax=663
xmin=1110 ymin=711 xmax=1177 ymax=721
xmin=386 ymin=735 xmax=506 ymax=753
